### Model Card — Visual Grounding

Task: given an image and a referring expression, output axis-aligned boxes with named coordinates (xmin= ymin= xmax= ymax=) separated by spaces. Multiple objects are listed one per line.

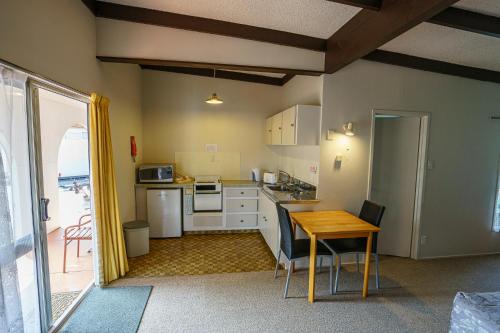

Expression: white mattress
xmin=450 ymin=292 xmax=500 ymax=333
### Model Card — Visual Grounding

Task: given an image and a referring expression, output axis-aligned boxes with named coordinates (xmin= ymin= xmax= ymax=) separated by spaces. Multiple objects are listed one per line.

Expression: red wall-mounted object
xmin=130 ymin=136 xmax=137 ymax=162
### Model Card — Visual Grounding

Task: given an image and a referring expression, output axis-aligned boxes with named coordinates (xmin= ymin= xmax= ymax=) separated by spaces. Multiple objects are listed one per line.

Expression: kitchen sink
xmin=266 ymin=184 xmax=290 ymax=192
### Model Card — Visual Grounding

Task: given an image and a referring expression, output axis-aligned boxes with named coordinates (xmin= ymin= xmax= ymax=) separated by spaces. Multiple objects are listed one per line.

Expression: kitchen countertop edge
xmin=261 ymin=188 xmax=320 ymax=205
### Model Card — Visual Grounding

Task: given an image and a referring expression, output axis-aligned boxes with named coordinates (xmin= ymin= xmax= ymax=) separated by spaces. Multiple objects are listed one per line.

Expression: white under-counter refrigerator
xmin=146 ymin=188 xmax=182 ymax=237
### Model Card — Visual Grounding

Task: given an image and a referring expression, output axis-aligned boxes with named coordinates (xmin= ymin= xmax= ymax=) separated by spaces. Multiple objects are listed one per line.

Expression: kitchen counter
xmin=261 ymin=186 xmax=320 ymax=205
xmin=135 ymin=182 xmax=194 ymax=189
xmin=135 ymin=180 xmax=259 ymax=188
xmin=221 ymin=180 xmax=260 ymax=187
xmin=135 ymin=180 xmax=319 ymax=204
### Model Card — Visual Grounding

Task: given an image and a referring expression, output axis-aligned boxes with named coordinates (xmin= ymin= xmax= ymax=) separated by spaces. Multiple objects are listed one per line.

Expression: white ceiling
xmin=97 ymin=19 xmax=325 ymax=71
xmin=97 ymin=0 xmax=500 ymax=75
xmin=100 ymin=0 xmax=360 ymax=39
xmin=454 ymin=0 xmax=500 ymax=17
xmin=381 ymin=0 xmax=500 ymax=72
xmin=380 ymin=0 xmax=500 ymax=72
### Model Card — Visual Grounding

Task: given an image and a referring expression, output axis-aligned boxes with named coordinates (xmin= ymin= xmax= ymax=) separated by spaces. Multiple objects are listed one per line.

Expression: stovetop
xmin=194 ymin=175 xmax=221 ymax=183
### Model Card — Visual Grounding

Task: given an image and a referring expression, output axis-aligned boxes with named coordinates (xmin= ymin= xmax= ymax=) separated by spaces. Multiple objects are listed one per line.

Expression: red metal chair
xmin=63 ymin=214 xmax=92 ymax=273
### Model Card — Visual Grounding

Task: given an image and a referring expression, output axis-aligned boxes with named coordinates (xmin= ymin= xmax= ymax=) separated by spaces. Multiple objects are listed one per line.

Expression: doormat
xmin=60 ymin=286 xmax=152 ymax=333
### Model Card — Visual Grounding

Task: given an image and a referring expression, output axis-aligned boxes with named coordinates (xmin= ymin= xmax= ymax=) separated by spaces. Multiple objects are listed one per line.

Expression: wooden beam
xmin=91 ymin=1 xmax=326 ymax=51
xmin=363 ymin=49 xmax=500 ymax=84
xmin=325 ymin=0 xmax=382 ymax=11
xmin=141 ymin=65 xmax=285 ymax=86
xmin=325 ymin=0 xmax=459 ymax=74
xmin=281 ymin=74 xmax=296 ymax=86
xmin=96 ymin=56 xmax=324 ymax=76
xmin=428 ymin=7 xmax=500 ymax=39
xmin=81 ymin=0 xmax=97 ymax=15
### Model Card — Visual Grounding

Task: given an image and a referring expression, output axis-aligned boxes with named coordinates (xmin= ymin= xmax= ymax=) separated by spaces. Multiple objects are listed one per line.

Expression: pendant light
xmin=205 ymin=69 xmax=223 ymax=104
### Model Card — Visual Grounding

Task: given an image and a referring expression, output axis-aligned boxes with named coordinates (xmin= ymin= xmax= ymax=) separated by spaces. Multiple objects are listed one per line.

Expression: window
xmin=494 ymin=158 xmax=500 ymax=232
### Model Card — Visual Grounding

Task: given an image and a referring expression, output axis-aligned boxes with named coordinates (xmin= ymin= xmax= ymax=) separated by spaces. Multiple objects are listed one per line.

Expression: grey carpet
xmin=60 ymin=286 xmax=152 ymax=333
xmin=111 ymin=255 xmax=500 ymax=333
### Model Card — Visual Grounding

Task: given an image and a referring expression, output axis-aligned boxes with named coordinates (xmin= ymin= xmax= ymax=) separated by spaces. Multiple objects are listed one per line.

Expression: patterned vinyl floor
xmin=126 ymin=232 xmax=276 ymax=278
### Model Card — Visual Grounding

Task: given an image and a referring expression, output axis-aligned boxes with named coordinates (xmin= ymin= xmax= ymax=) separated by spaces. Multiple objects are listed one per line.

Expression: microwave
xmin=137 ymin=164 xmax=174 ymax=183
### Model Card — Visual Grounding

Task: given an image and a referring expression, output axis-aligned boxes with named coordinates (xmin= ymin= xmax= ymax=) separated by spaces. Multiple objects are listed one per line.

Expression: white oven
xmin=193 ymin=179 xmax=222 ymax=212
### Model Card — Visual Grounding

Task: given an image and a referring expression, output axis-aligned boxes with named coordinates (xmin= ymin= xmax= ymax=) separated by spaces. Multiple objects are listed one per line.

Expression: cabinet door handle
xmin=240 ymin=220 xmax=244 ymax=223
xmin=290 ymin=123 xmax=295 ymax=127
xmin=241 ymin=204 xmax=245 ymax=207
xmin=240 ymin=192 xmax=244 ymax=195
xmin=278 ymin=127 xmax=282 ymax=130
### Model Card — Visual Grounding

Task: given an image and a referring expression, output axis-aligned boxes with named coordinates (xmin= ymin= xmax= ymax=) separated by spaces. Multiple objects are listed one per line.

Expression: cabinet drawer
xmin=226 ymin=214 xmax=257 ymax=228
xmin=226 ymin=199 xmax=258 ymax=212
xmin=226 ymin=188 xmax=258 ymax=198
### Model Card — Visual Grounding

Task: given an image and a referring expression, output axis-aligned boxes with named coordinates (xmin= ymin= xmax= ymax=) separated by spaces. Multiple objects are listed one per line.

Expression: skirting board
xmin=418 ymin=251 xmax=500 ymax=260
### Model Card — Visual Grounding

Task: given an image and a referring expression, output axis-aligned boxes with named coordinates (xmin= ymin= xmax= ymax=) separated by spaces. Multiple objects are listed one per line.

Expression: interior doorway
xmin=368 ymin=110 xmax=429 ymax=259
xmin=36 ymin=87 xmax=94 ymax=324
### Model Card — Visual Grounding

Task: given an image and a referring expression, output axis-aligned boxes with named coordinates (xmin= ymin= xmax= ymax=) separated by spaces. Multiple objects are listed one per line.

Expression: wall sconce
xmin=342 ymin=122 xmax=355 ymax=136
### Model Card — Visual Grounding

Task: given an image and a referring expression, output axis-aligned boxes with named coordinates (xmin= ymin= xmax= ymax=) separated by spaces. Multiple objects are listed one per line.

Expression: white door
xmin=281 ymin=106 xmax=296 ymax=145
xmin=271 ymin=113 xmax=283 ymax=145
xmin=265 ymin=117 xmax=273 ymax=145
xmin=371 ymin=116 xmax=421 ymax=257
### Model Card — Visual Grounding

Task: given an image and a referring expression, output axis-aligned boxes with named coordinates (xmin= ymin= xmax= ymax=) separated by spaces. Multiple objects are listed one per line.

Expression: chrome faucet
xmin=278 ymin=170 xmax=293 ymax=184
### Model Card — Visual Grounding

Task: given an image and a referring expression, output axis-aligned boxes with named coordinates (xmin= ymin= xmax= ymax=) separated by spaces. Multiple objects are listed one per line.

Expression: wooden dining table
xmin=289 ymin=210 xmax=380 ymax=303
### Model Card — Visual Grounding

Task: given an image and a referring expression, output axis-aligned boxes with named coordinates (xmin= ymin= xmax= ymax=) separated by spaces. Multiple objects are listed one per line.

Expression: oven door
xmin=194 ymin=191 xmax=222 ymax=212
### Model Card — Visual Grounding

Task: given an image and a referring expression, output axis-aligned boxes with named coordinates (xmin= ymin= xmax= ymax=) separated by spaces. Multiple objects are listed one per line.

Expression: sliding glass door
xmin=1 ymin=64 xmax=93 ymax=333
xmin=0 ymin=67 xmax=41 ymax=332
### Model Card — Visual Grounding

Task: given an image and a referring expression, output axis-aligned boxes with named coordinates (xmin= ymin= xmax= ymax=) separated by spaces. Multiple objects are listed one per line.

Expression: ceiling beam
xmin=328 ymin=2 xmax=500 ymax=41
xmin=428 ymin=7 xmax=500 ymax=39
xmin=325 ymin=0 xmax=382 ymax=11
xmin=96 ymin=56 xmax=324 ymax=76
xmin=363 ymin=49 xmax=500 ymax=84
xmin=88 ymin=1 xmax=326 ymax=51
xmin=82 ymin=0 xmax=97 ymax=15
xmin=281 ymin=74 xmax=296 ymax=86
xmin=141 ymin=65 xmax=285 ymax=86
xmin=325 ymin=0 xmax=459 ymax=74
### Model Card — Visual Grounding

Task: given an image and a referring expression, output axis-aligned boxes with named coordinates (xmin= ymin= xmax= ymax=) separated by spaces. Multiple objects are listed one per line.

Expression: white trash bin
xmin=123 ymin=220 xmax=149 ymax=257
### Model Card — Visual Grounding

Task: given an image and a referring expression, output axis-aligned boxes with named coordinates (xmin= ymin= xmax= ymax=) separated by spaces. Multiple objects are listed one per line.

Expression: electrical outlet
xmin=420 ymin=235 xmax=428 ymax=245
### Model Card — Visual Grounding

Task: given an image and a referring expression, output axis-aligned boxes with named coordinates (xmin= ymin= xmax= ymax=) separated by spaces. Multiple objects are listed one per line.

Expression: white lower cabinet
xmin=223 ymin=187 xmax=260 ymax=230
xmin=258 ymin=191 xmax=280 ymax=258
xmin=226 ymin=214 xmax=257 ymax=228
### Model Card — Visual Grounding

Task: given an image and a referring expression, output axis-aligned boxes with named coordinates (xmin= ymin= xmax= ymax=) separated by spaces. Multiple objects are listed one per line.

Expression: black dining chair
xmin=274 ymin=203 xmax=334 ymax=298
xmin=321 ymin=200 xmax=385 ymax=294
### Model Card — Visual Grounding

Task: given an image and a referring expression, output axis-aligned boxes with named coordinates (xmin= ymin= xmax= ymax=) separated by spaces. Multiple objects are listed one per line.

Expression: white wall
xmin=0 ymin=0 xmax=143 ymax=223
xmin=318 ymin=59 xmax=500 ymax=258
xmin=141 ymin=70 xmax=283 ymax=179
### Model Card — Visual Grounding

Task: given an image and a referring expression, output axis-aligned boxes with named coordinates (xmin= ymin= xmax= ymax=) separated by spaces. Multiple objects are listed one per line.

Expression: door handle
xmin=40 ymin=198 xmax=50 ymax=222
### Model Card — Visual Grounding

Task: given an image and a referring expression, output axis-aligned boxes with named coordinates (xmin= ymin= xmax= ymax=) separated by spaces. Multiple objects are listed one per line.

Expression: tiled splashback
xmin=175 ymin=152 xmax=241 ymax=179
xmin=272 ymin=146 xmax=320 ymax=185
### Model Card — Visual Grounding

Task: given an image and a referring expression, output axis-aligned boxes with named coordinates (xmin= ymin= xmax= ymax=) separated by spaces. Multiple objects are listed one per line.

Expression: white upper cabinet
xmin=271 ymin=112 xmax=283 ymax=145
xmin=265 ymin=105 xmax=321 ymax=146
xmin=281 ymin=106 xmax=297 ymax=145
xmin=265 ymin=117 xmax=273 ymax=145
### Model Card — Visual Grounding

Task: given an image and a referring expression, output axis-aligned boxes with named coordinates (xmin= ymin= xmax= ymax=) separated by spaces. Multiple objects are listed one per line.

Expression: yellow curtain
xmin=89 ymin=93 xmax=129 ymax=285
